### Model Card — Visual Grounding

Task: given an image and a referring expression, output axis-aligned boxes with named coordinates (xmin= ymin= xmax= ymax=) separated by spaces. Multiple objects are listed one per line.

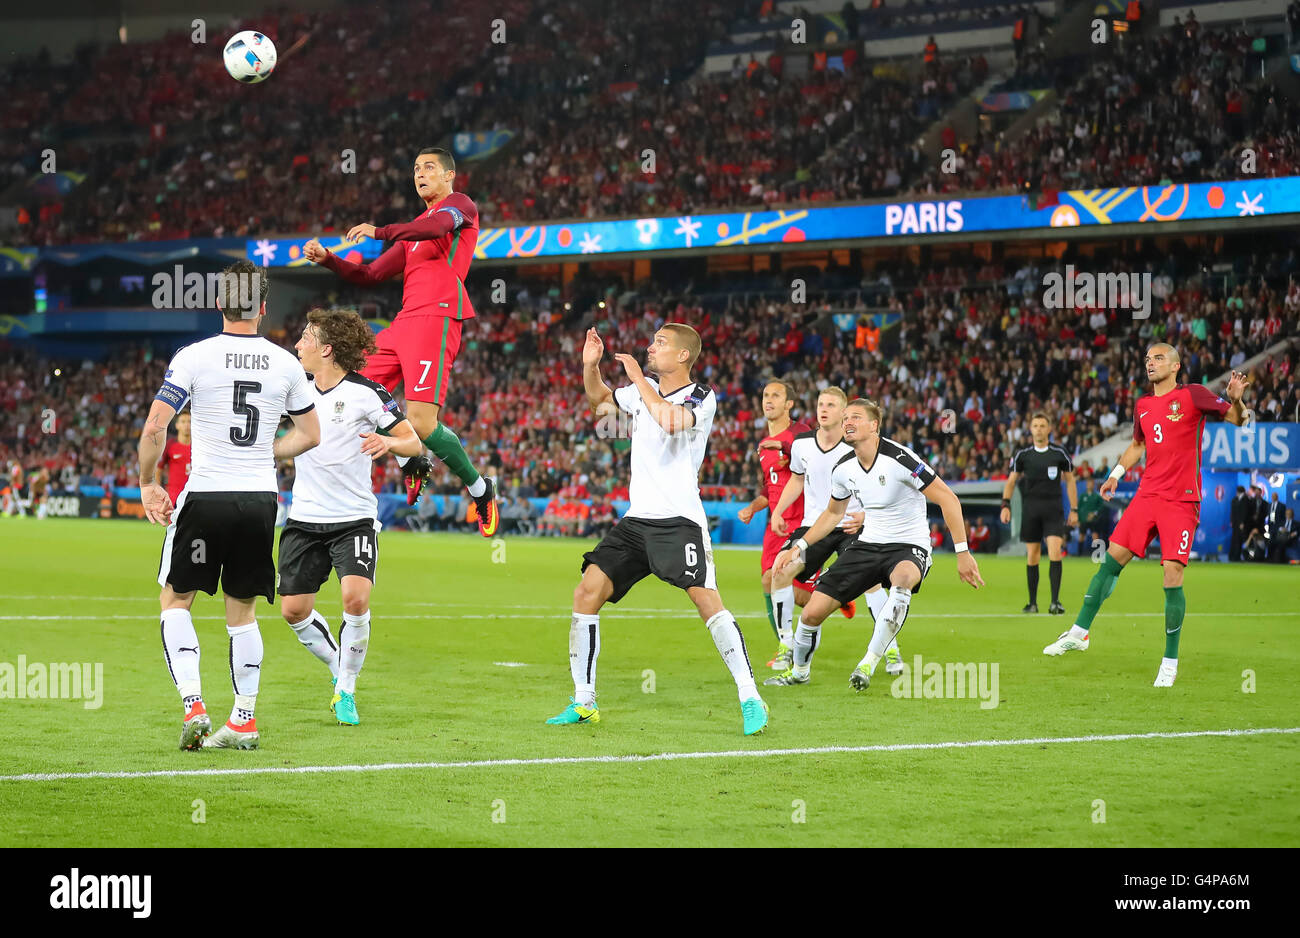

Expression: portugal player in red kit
xmin=736 ymin=381 xmax=811 ymax=666
xmin=159 ymin=410 xmax=192 ymax=506
xmin=1045 ymin=344 xmax=1249 ymax=686
xmin=304 ymin=146 xmax=498 ymax=536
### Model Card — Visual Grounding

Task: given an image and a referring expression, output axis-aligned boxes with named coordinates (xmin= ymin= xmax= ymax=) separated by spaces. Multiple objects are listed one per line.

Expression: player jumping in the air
xmin=1000 ymin=413 xmax=1078 ymax=615
xmin=547 ymin=324 xmax=769 ymax=735
xmin=1044 ymin=345 xmax=1249 ymax=686
xmin=774 ymin=399 xmax=984 ymax=690
xmin=303 ymin=146 xmax=498 ymax=536
xmin=766 ymin=387 xmax=902 ymax=686
xmin=279 ymin=308 xmax=423 ymax=726
xmin=736 ymin=380 xmax=812 ymax=668
xmin=138 ymin=261 xmax=321 ymax=750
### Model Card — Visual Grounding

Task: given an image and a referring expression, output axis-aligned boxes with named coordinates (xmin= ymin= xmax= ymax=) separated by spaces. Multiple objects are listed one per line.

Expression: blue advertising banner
xmin=0 ymin=247 xmax=37 ymax=278
xmin=1201 ymin=422 xmax=1300 ymax=470
xmin=240 ymin=176 xmax=1300 ymax=266
xmin=452 ymin=129 xmax=514 ymax=163
xmin=247 ymin=235 xmax=383 ymax=268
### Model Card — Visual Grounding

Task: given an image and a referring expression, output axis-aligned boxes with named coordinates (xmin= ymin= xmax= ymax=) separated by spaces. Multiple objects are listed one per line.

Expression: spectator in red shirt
xmin=969 ymin=517 xmax=991 ymax=552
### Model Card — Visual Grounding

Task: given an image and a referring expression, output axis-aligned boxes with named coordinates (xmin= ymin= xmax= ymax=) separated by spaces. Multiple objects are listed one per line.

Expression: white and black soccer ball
xmin=223 ymin=31 xmax=277 ymax=84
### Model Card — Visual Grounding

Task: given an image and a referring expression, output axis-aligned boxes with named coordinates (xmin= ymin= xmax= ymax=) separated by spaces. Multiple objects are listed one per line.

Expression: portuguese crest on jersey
xmin=1165 ymin=400 xmax=1184 ymax=422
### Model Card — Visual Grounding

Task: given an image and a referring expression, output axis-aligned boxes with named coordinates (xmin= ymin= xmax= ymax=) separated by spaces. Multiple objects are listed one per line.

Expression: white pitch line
xmin=2 ymin=726 xmax=1295 ymax=784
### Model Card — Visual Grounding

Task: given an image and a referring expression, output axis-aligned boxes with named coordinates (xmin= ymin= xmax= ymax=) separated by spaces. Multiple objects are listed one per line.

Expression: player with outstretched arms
xmin=1044 ymin=344 xmax=1249 ymax=686
xmin=735 ymin=380 xmax=812 ymax=668
xmin=137 ymin=261 xmax=321 ymax=751
xmin=278 ymin=308 xmax=423 ymax=726
xmin=547 ymin=324 xmax=769 ymax=735
xmin=766 ymin=387 xmax=903 ymax=687
xmin=303 ymin=146 xmax=498 ymax=536
xmin=774 ymin=399 xmax=984 ymax=690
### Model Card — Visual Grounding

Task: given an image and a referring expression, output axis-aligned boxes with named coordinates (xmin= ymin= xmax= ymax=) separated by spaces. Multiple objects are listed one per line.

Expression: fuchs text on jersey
xmin=224 ymin=352 xmax=271 ymax=370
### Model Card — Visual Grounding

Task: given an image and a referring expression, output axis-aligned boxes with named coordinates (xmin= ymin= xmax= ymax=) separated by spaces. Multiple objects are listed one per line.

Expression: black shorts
xmin=581 ymin=516 xmax=716 ymax=604
xmin=815 ymin=542 xmax=932 ymax=604
xmin=278 ymin=518 xmax=379 ymax=595
xmin=157 ymin=491 xmax=278 ymax=602
xmin=781 ymin=525 xmax=858 ymax=577
xmin=1020 ymin=499 xmax=1066 ymax=542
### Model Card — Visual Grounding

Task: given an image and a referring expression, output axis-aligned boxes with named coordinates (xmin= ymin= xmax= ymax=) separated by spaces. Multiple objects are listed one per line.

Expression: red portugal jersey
xmin=760 ymin=421 xmax=811 ymax=526
xmin=323 ymin=192 xmax=479 ymax=321
xmin=161 ymin=439 xmax=191 ymax=503
xmin=1132 ymin=383 xmax=1231 ymax=502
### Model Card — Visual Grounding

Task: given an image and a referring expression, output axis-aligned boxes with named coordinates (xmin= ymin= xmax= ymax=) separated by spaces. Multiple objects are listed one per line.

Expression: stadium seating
xmin=5 ymin=249 xmax=1298 ymax=513
xmin=6 ymin=4 xmax=1296 ymax=244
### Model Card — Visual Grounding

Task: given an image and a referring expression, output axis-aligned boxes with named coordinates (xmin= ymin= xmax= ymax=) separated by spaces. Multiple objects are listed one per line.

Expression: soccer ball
xmin=223 ymin=31 xmax=277 ymax=83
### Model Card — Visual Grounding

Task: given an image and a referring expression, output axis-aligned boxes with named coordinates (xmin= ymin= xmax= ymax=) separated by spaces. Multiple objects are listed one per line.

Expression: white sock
xmin=337 ymin=611 xmax=371 ymax=694
xmin=396 ymin=454 xmax=411 ymax=467
xmin=467 ymin=476 xmax=487 ymax=498
xmin=1161 ymin=656 xmax=1178 ymax=669
xmin=866 ymin=587 xmax=888 ymax=621
xmin=864 ymin=590 xmax=900 ymax=653
xmin=227 ymin=622 xmax=263 ymax=720
xmin=232 ymin=693 xmax=256 ymax=726
xmin=867 ymin=586 xmax=911 ymax=659
xmin=772 ymin=584 xmax=795 ymax=646
xmin=288 ymin=610 xmax=339 ymax=678
xmin=161 ymin=608 xmax=202 ymax=704
xmin=570 ymin=613 xmax=600 ymax=707
xmin=706 ymin=610 xmax=759 ymax=701
xmin=792 ymin=618 xmax=820 ymax=674
xmin=1069 ymin=624 xmax=1090 ymax=640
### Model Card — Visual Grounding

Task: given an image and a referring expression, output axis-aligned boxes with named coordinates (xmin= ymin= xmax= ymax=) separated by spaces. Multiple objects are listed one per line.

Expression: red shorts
xmin=761 ymin=528 xmax=816 ymax=592
xmin=362 ymin=315 xmax=463 ymax=407
xmin=1110 ymin=493 xmax=1200 ymax=565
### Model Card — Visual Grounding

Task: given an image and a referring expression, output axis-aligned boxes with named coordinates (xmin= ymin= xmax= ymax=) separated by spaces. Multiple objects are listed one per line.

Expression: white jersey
xmin=289 ymin=372 xmax=405 ymax=524
xmin=614 ymin=378 xmax=716 ymax=529
xmin=156 ymin=333 xmax=314 ymax=494
xmin=829 ymin=437 xmax=937 ymax=551
xmin=789 ymin=430 xmax=864 ymax=528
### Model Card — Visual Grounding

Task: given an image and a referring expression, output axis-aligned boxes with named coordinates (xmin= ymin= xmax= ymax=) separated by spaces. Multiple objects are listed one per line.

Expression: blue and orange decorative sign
xmin=245 ymin=176 xmax=1300 ymax=266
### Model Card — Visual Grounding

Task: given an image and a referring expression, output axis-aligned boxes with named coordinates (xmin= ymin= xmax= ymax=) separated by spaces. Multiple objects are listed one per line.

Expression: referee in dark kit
xmin=1000 ymin=413 xmax=1078 ymax=614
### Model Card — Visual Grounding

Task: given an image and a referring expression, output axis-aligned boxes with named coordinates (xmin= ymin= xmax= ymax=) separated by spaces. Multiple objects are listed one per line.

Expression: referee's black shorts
xmin=1019 ymin=498 xmax=1066 ymax=542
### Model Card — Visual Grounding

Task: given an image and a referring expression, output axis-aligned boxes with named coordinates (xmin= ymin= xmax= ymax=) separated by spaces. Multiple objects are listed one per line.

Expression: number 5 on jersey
xmin=230 ymin=380 xmax=262 ymax=447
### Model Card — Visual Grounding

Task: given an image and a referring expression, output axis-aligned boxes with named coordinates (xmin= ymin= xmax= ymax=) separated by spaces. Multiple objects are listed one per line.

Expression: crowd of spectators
xmin=11 ymin=0 xmax=1297 ymax=246
xmin=913 ymin=24 xmax=1299 ymax=196
xmin=5 ymin=244 xmax=1299 ymax=523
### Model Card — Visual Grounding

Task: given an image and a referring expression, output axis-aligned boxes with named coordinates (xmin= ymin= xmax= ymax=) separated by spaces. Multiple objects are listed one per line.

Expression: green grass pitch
xmin=1 ymin=517 xmax=1296 ymax=847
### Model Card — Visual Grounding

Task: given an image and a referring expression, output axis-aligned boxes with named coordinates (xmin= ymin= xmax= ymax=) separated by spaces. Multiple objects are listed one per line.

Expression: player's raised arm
xmin=352 ymin=194 xmax=478 ymax=244
xmin=582 ymin=328 xmax=616 ymax=414
xmin=137 ymin=398 xmax=178 ymax=524
xmin=922 ymin=476 xmax=984 ymax=588
xmin=613 ymin=353 xmax=696 ymax=434
xmin=1215 ymin=371 xmax=1251 ymax=426
xmin=304 ymin=238 xmax=406 ymax=286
